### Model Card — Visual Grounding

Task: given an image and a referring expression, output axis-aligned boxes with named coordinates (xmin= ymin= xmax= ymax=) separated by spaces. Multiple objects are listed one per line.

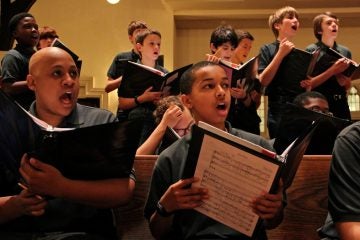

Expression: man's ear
xmin=181 ymin=94 xmax=192 ymax=109
xmin=27 ymin=74 xmax=36 ymax=91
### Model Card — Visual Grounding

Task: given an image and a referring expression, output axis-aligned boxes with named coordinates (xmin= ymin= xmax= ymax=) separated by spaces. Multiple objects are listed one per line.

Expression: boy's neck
xmin=321 ymin=37 xmax=335 ymax=48
xmin=141 ymin=58 xmax=156 ymax=68
xmin=132 ymin=47 xmax=140 ymax=55
xmin=277 ymin=31 xmax=295 ymax=42
xmin=17 ymin=42 xmax=36 ymax=50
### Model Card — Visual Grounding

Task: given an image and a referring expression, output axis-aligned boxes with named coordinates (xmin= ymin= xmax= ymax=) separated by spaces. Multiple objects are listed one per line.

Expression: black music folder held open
xmin=273 ymin=103 xmax=352 ymax=155
xmin=118 ymin=61 xmax=192 ymax=98
xmin=0 ymin=90 xmax=142 ymax=180
xmin=181 ymin=120 xmax=318 ymax=238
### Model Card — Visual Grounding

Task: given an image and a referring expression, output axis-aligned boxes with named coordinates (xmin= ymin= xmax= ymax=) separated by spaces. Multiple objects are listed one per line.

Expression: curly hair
xmin=153 ymin=95 xmax=184 ymax=125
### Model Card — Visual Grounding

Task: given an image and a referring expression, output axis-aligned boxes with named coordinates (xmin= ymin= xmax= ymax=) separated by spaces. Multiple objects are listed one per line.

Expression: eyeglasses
xmin=308 ymin=106 xmax=333 ymax=116
xmin=173 ymin=127 xmax=191 ymax=137
xmin=173 ymin=121 xmax=194 ymax=137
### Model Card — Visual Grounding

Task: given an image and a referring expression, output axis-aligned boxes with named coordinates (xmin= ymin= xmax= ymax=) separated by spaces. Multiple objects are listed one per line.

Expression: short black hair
xmin=9 ymin=12 xmax=34 ymax=34
xmin=180 ymin=61 xmax=220 ymax=94
xmin=293 ymin=91 xmax=328 ymax=107
xmin=210 ymin=24 xmax=238 ymax=50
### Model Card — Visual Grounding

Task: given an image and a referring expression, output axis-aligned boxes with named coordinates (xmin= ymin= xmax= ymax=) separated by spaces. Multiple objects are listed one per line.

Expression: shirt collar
xmin=317 ymin=41 xmax=338 ymax=50
xmin=29 ymin=102 xmax=85 ymax=128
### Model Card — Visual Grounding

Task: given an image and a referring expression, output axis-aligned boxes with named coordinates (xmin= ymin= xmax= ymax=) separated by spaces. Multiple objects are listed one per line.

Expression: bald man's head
xmin=29 ymin=47 xmax=75 ymax=76
xmin=26 ymin=47 xmax=80 ymax=126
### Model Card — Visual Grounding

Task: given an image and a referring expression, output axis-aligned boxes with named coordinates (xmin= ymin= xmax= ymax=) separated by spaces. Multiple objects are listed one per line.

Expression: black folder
xmin=0 ymin=90 xmax=142 ymax=180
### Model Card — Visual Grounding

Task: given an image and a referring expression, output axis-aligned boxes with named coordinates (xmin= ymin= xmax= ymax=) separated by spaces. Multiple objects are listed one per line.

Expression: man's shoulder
xmin=75 ymin=104 xmax=116 ymax=126
xmin=338 ymin=121 xmax=360 ymax=138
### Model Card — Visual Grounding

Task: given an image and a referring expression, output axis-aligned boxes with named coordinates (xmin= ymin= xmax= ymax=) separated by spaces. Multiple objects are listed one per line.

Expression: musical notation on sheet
xmin=192 ymin=135 xmax=279 ymax=237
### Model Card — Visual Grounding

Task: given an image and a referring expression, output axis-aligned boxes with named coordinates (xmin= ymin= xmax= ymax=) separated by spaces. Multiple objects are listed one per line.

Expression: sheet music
xmin=192 ymin=135 xmax=279 ymax=237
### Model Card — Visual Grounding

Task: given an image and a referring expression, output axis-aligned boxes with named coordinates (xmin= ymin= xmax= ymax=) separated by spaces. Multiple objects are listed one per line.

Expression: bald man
xmin=0 ymin=47 xmax=134 ymax=240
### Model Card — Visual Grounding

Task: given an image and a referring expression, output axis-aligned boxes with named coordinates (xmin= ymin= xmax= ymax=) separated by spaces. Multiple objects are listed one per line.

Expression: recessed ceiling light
xmin=107 ymin=0 xmax=120 ymax=4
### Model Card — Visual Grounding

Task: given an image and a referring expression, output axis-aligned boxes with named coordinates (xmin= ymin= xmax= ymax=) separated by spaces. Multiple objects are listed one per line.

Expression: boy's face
xmin=137 ymin=33 xmax=161 ymax=62
xmin=210 ymin=42 xmax=235 ymax=61
xmin=173 ymin=108 xmax=195 ymax=137
xmin=234 ymin=38 xmax=253 ymax=63
xmin=27 ymin=48 xmax=80 ymax=125
xmin=276 ymin=14 xmax=299 ymax=39
xmin=303 ymin=97 xmax=331 ymax=115
xmin=13 ymin=17 xmax=39 ymax=47
xmin=182 ymin=65 xmax=230 ymax=130
xmin=320 ymin=16 xmax=339 ymax=41
xmin=38 ymin=35 xmax=56 ymax=49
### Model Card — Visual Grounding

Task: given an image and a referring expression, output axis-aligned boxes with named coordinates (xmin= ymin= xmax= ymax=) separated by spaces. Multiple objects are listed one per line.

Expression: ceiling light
xmin=107 ymin=0 xmax=120 ymax=4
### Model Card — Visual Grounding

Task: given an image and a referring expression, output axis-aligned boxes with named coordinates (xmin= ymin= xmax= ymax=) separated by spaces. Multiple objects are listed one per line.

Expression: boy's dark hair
xmin=268 ymin=6 xmax=298 ymax=38
xmin=127 ymin=20 xmax=148 ymax=36
xmin=153 ymin=95 xmax=184 ymax=125
xmin=9 ymin=12 xmax=34 ymax=35
xmin=293 ymin=91 xmax=328 ymax=107
xmin=180 ymin=61 xmax=220 ymax=94
xmin=313 ymin=12 xmax=339 ymax=41
xmin=236 ymin=30 xmax=254 ymax=44
xmin=135 ymin=28 xmax=161 ymax=45
xmin=210 ymin=24 xmax=238 ymax=51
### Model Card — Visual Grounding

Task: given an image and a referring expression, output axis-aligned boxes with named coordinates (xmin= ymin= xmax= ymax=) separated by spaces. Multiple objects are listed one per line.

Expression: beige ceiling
xmin=162 ymin=0 xmax=360 ymax=28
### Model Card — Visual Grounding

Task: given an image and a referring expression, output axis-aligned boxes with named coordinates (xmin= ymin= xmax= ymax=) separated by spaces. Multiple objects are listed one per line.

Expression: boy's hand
xmin=162 ymin=105 xmax=183 ymax=128
xmin=251 ymin=179 xmax=284 ymax=220
xmin=330 ymin=58 xmax=350 ymax=75
xmin=230 ymin=87 xmax=247 ymax=99
xmin=300 ymin=78 xmax=312 ymax=91
xmin=277 ymin=38 xmax=294 ymax=58
xmin=139 ymin=86 xmax=162 ymax=103
xmin=159 ymin=177 xmax=208 ymax=213
xmin=205 ymin=54 xmax=221 ymax=63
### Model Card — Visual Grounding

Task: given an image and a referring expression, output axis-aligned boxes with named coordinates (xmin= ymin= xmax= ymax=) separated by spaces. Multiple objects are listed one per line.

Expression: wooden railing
xmin=113 ymin=155 xmax=158 ymax=240
xmin=114 ymin=155 xmax=332 ymax=240
xmin=267 ymin=155 xmax=332 ymax=240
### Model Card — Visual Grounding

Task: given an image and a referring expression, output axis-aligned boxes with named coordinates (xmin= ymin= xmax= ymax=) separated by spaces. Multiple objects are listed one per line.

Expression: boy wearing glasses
xmin=136 ymin=95 xmax=194 ymax=155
